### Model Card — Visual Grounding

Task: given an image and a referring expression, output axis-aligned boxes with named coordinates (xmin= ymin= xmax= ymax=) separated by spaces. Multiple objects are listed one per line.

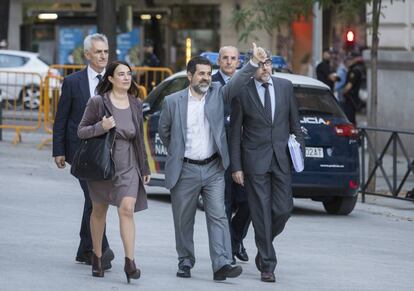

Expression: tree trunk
xmin=97 ymin=0 xmax=117 ymax=63
xmin=367 ymin=0 xmax=381 ymax=193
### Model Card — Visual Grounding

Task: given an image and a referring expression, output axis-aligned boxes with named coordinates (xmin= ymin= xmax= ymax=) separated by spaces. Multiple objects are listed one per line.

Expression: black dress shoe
xmin=261 ymin=272 xmax=276 ymax=282
xmin=176 ymin=266 xmax=191 ymax=278
xmin=255 ymin=253 xmax=262 ymax=272
xmin=102 ymin=248 xmax=115 ymax=271
xmin=76 ymin=251 xmax=92 ymax=265
xmin=213 ymin=264 xmax=242 ymax=281
xmin=234 ymin=243 xmax=249 ymax=262
xmin=231 ymin=256 xmax=236 ymax=265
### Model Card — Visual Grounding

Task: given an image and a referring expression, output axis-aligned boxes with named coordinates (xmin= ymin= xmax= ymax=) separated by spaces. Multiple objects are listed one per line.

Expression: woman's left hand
xmin=143 ymin=175 xmax=151 ymax=185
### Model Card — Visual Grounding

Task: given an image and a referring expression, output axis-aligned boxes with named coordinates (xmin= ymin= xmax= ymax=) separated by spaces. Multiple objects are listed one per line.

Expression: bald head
xmin=217 ymin=46 xmax=240 ymax=77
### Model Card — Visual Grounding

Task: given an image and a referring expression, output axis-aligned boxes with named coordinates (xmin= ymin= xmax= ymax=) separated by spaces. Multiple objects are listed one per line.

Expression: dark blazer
xmin=77 ymin=93 xmax=150 ymax=211
xmin=212 ymin=71 xmax=231 ymax=130
xmin=53 ymin=69 xmax=91 ymax=164
xmin=230 ymin=77 xmax=305 ymax=175
xmin=212 ymin=71 xmax=226 ymax=86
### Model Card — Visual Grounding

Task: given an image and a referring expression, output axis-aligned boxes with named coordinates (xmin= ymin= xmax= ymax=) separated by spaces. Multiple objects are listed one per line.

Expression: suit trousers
xmin=224 ymin=167 xmax=251 ymax=251
xmin=77 ymin=180 xmax=109 ymax=257
xmin=245 ymin=154 xmax=293 ymax=273
xmin=170 ymin=158 xmax=233 ymax=272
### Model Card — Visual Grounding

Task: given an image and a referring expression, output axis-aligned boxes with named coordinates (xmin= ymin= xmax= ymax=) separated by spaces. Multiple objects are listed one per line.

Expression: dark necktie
xmin=262 ymin=82 xmax=272 ymax=121
xmin=96 ymin=74 xmax=102 ymax=82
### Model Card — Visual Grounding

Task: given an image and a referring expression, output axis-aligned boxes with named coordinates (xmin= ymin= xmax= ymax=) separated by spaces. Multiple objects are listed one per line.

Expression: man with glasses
xmin=230 ymin=51 xmax=305 ymax=283
xmin=53 ymin=33 xmax=114 ymax=269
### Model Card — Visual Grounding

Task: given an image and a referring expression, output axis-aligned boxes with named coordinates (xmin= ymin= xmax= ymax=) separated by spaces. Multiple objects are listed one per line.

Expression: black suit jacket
xmin=212 ymin=71 xmax=231 ymax=130
xmin=230 ymin=77 xmax=305 ymax=175
xmin=53 ymin=68 xmax=91 ymax=164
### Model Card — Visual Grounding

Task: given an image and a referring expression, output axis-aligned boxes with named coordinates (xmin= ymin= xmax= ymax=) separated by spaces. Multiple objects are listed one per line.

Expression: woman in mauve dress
xmin=78 ymin=60 xmax=151 ymax=283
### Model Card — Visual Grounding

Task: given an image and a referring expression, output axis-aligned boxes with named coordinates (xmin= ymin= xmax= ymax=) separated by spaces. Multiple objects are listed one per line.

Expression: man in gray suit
xmin=158 ymin=44 xmax=266 ymax=281
xmin=230 ymin=52 xmax=305 ymax=283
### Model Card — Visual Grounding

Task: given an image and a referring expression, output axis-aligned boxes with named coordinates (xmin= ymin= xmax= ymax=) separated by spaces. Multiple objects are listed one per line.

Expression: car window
xmin=294 ymin=87 xmax=346 ymax=118
xmin=0 ymin=54 xmax=29 ymax=68
xmin=152 ymin=76 xmax=189 ymax=112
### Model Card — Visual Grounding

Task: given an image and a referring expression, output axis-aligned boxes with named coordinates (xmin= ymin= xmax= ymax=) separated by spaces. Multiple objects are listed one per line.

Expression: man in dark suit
xmin=230 ymin=52 xmax=305 ymax=282
xmin=53 ymin=33 xmax=114 ymax=269
xmin=212 ymin=46 xmax=251 ymax=264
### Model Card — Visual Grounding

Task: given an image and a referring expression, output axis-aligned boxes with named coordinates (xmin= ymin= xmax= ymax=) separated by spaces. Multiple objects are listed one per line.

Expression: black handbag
xmin=71 ymin=97 xmax=116 ymax=181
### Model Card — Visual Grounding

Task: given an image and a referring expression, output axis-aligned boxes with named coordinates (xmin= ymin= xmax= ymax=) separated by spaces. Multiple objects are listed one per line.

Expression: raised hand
xmin=251 ymin=42 xmax=268 ymax=64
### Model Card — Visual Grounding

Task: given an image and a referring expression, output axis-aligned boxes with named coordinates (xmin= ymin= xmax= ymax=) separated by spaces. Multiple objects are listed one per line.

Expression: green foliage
xmin=232 ymin=0 xmax=372 ymax=42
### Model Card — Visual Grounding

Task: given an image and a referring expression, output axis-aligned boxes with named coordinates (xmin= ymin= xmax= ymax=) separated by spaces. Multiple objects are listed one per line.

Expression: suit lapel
xmin=178 ymin=90 xmax=188 ymax=144
xmin=247 ymin=80 xmax=271 ymax=125
xmin=79 ymin=69 xmax=90 ymax=101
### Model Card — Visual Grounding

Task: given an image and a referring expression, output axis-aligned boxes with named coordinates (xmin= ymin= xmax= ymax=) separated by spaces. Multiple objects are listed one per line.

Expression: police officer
xmin=342 ymin=55 xmax=363 ymax=124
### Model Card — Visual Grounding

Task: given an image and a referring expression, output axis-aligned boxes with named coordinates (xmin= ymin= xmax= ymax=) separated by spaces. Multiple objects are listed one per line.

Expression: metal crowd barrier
xmin=0 ymin=65 xmax=171 ymax=146
xmin=0 ymin=71 xmax=44 ymax=144
xmin=359 ymin=126 xmax=414 ymax=202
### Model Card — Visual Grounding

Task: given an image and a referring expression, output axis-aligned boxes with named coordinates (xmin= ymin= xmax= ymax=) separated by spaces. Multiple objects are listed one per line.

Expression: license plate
xmin=306 ymin=147 xmax=324 ymax=158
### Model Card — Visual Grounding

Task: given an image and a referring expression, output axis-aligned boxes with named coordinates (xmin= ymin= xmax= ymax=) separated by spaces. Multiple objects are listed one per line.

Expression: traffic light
xmin=344 ymin=29 xmax=356 ymax=51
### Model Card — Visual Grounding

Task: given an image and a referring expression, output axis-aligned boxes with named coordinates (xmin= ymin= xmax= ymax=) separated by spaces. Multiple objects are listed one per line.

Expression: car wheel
xmin=322 ymin=195 xmax=357 ymax=215
xmin=197 ymin=194 xmax=205 ymax=211
xmin=18 ymin=84 xmax=41 ymax=110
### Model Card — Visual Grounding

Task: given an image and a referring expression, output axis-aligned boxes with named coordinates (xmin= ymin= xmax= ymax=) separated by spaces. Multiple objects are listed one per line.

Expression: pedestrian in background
xmin=230 ymin=50 xmax=305 ymax=283
xmin=53 ymin=33 xmax=114 ymax=270
xmin=212 ymin=45 xmax=251 ymax=265
xmin=77 ymin=60 xmax=151 ymax=283
xmin=158 ymin=43 xmax=266 ymax=281
xmin=316 ymin=48 xmax=339 ymax=91
xmin=141 ymin=39 xmax=161 ymax=92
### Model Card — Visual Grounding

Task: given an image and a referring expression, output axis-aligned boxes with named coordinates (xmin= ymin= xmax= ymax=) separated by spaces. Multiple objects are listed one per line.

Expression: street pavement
xmin=0 ymin=131 xmax=413 ymax=291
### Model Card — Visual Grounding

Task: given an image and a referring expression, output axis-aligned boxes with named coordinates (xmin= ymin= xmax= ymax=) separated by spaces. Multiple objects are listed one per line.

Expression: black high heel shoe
xmin=92 ymin=252 xmax=104 ymax=277
xmin=124 ymin=257 xmax=141 ymax=283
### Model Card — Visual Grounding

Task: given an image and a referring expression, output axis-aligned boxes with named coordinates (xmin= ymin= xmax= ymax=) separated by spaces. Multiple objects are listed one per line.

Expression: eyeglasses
xmin=258 ymin=59 xmax=272 ymax=68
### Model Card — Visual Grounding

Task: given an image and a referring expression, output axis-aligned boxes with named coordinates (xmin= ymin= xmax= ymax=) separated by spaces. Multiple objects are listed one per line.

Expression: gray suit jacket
xmin=230 ymin=77 xmax=305 ymax=175
xmin=158 ymin=62 xmax=257 ymax=189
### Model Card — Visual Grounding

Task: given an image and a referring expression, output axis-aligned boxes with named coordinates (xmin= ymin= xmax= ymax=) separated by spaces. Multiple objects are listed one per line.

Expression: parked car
xmin=143 ymin=71 xmax=360 ymax=215
xmin=0 ymin=49 xmax=60 ymax=109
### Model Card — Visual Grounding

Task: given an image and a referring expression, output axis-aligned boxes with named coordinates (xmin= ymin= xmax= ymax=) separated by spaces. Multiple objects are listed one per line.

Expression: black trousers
xmin=224 ymin=167 xmax=251 ymax=253
xmin=245 ymin=155 xmax=293 ymax=273
xmin=77 ymin=180 xmax=109 ymax=257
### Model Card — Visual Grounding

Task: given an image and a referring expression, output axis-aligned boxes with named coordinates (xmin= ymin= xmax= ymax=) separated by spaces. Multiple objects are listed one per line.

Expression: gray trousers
xmin=170 ymin=158 xmax=233 ymax=272
xmin=245 ymin=155 xmax=293 ymax=273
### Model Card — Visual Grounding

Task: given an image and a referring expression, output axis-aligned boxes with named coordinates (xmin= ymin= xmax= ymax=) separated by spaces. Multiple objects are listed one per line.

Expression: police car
xmin=142 ymin=71 xmax=360 ymax=215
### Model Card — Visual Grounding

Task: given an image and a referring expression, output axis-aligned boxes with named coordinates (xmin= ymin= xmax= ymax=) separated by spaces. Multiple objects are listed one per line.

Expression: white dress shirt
xmin=87 ymin=66 xmax=105 ymax=97
xmin=184 ymin=88 xmax=215 ymax=160
xmin=254 ymin=77 xmax=276 ymax=122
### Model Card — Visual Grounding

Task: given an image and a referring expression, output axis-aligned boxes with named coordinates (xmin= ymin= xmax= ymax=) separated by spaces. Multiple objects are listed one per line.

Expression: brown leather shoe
xmin=124 ymin=257 xmax=141 ymax=283
xmin=91 ymin=253 xmax=104 ymax=278
xmin=261 ymin=272 xmax=276 ymax=282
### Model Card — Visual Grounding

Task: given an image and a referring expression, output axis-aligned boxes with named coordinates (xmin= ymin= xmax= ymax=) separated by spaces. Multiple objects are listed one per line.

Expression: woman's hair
xmin=96 ymin=60 xmax=140 ymax=98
